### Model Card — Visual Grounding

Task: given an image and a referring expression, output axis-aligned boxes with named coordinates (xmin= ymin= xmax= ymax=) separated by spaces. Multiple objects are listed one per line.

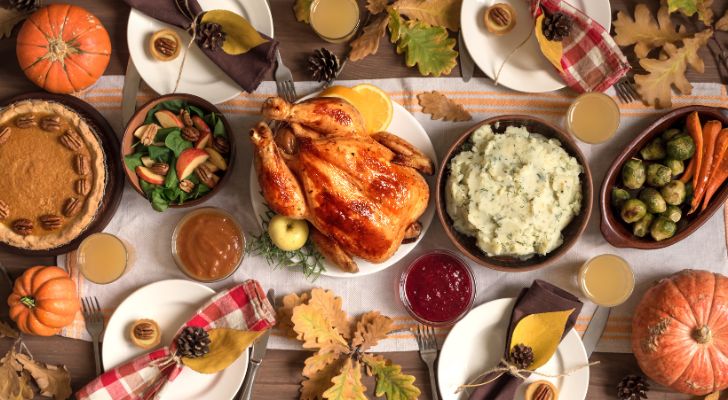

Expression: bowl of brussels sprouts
xmin=600 ymin=105 xmax=728 ymax=249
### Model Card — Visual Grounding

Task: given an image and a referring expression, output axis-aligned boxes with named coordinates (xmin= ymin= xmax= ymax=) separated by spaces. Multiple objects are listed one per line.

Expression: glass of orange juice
xmin=309 ymin=0 xmax=360 ymax=43
xmin=566 ymin=92 xmax=621 ymax=144
xmin=77 ymin=233 xmax=130 ymax=285
xmin=578 ymin=254 xmax=634 ymax=307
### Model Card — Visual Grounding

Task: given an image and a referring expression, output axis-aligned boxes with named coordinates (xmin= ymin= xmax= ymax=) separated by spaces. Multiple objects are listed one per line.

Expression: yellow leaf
xmin=716 ymin=11 xmax=728 ymax=31
xmin=417 ymin=91 xmax=472 ymax=122
xmin=704 ymin=391 xmax=720 ymax=400
xmin=200 ymin=10 xmax=268 ymax=56
xmin=350 ymin=14 xmax=389 ymax=62
xmin=14 ymin=354 xmax=71 ymax=400
xmin=351 ymin=311 xmax=393 ymax=352
xmin=367 ymin=0 xmax=389 ymax=14
xmin=362 ymin=354 xmax=421 ymax=400
xmin=509 ymin=309 xmax=575 ymax=370
xmin=277 ymin=292 xmax=311 ymax=339
xmin=534 ymin=15 xmax=563 ymax=73
xmin=394 ymin=0 xmax=461 ymax=31
xmin=182 ymin=328 xmax=263 ymax=374
xmin=307 ymin=288 xmax=351 ymax=340
xmin=301 ymin=356 xmax=346 ymax=400
xmin=323 ymin=359 xmax=367 ymax=400
xmin=303 ymin=351 xmax=341 ymax=378
xmin=613 ymin=5 xmax=689 ymax=59
xmin=292 ymin=301 xmax=350 ymax=353
xmin=293 ymin=0 xmax=314 ymax=23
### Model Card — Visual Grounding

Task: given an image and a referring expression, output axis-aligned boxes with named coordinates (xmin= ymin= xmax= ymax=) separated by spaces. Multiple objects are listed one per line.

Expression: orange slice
xmin=351 ymin=84 xmax=393 ymax=133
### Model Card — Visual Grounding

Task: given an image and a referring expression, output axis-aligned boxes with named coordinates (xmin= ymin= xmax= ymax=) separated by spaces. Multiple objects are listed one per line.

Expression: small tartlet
xmin=129 ymin=319 xmax=161 ymax=349
xmin=525 ymin=380 xmax=558 ymax=400
xmin=149 ymin=29 xmax=181 ymax=62
xmin=484 ymin=3 xmax=517 ymax=35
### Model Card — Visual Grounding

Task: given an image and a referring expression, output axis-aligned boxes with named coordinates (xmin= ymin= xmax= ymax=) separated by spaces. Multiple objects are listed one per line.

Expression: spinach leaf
xmin=165 ymin=130 xmax=192 ymax=157
xmin=188 ymin=105 xmax=205 ymax=117
xmin=150 ymin=188 xmax=169 ymax=212
xmin=213 ymin=118 xmax=225 ymax=137
xmin=192 ymin=183 xmax=211 ymax=198
xmin=124 ymin=153 xmax=144 ymax=171
xmin=139 ymin=179 xmax=157 ymax=198
xmin=154 ymin=127 xmax=179 ymax=143
xmin=164 ymin=164 xmax=179 ymax=189
xmin=148 ymin=146 xmax=172 ymax=162
xmin=161 ymin=100 xmax=185 ymax=113
xmin=204 ymin=112 xmax=217 ymax=129
xmin=144 ymin=104 xmax=164 ymax=125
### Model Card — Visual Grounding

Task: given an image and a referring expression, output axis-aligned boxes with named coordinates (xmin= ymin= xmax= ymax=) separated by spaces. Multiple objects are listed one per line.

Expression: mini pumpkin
xmin=631 ymin=269 xmax=728 ymax=395
xmin=8 ymin=266 xmax=80 ymax=336
xmin=16 ymin=4 xmax=111 ymax=94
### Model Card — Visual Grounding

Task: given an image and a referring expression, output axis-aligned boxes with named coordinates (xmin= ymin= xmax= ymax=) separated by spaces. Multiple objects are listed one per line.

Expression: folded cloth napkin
xmin=531 ymin=0 xmax=630 ymax=93
xmin=124 ymin=0 xmax=277 ymax=93
xmin=468 ymin=280 xmax=582 ymax=400
xmin=76 ymin=280 xmax=276 ymax=400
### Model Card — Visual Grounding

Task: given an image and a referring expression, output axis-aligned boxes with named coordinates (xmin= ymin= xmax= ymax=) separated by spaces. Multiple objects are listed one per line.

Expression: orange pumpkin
xmin=16 ymin=4 xmax=111 ymax=94
xmin=632 ymin=269 xmax=728 ymax=395
xmin=8 ymin=266 xmax=80 ymax=336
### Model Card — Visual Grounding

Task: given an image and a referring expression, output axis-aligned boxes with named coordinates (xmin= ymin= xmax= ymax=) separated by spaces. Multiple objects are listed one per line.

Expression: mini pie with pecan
xmin=0 ymin=100 xmax=106 ymax=250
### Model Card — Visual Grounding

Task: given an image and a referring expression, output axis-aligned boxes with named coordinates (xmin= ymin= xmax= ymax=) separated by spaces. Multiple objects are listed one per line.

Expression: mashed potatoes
xmin=446 ymin=124 xmax=582 ymax=257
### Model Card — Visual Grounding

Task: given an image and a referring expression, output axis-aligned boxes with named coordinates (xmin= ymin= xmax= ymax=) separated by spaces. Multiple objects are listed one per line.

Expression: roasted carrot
xmin=701 ymin=128 xmax=728 ymax=211
xmin=680 ymin=158 xmax=696 ymax=183
xmin=701 ymin=151 xmax=728 ymax=211
xmin=690 ymin=120 xmax=722 ymax=213
xmin=686 ymin=111 xmax=704 ymax=193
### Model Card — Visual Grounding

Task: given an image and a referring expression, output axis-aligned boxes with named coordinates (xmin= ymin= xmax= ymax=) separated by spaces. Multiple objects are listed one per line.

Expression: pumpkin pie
xmin=0 ymin=100 xmax=106 ymax=250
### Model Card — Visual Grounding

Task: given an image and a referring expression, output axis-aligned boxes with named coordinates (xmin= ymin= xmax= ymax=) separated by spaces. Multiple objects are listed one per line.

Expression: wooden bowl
xmin=600 ymin=105 xmax=728 ymax=249
xmin=436 ymin=116 xmax=593 ymax=272
xmin=121 ymin=94 xmax=235 ymax=209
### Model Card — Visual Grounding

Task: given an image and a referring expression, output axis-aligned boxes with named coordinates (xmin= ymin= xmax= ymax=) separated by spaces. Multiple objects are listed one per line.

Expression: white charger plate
xmin=102 ymin=280 xmax=249 ymax=400
xmin=460 ymin=0 xmax=611 ymax=93
xmin=438 ymin=298 xmax=589 ymax=400
xmin=127 ymin=0 xmax=274 ymax=104
xmin=249 ymin=96 xmax=437 ymax=278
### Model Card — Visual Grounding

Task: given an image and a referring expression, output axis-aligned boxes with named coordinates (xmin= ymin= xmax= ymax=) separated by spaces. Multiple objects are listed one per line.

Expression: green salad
xmin=124 ymin=99 xmax=231 ymax=212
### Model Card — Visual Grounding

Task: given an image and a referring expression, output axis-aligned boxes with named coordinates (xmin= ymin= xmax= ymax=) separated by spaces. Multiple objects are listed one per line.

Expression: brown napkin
xmin=125 ymin=0 xmax=278 ymax=93
xmin=468 ymin=280 xmax=582 ymax=400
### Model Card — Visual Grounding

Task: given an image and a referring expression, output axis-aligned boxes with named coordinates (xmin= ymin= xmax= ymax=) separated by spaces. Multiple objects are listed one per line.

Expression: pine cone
xmin=176 ymin=326 xmax=211 ymax=358
xmin=197 ymin=22 xmax=226 ymax=51
xmin=509 ymin=343 xmax=534 ymax=369
xmin=10 ymin=0 xmax=40 ymax=12
xmin=617 ymin=375 xmax=649 ymax=400
xmin=542 ymin=12 xmax=572 ymax=41
xmin=308 ymin=48 xmax=341 ymax=84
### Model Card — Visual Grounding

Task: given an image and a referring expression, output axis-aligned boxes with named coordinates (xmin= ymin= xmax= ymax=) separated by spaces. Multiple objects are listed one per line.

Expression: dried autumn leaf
xmin=277 ymin=292 xmax=311 ymax=339
xmin=0 ymin=8 xmax=28 ymax=39
xmin=417 ymin=91 xmax=472 ymax=122
xmin=182 ymin=328 xmax=263 ymax=374
xmin=323 ymin=359 xmax=367 ymax=400
xmin=307 ymin=288 xmax=351 ymax=340
xmin=15 ymin=354 xmax=71 ymax=400
xmin=509 ymin=309 xmax=575 ymax=370
xmin=350 ymin=15 xmax=390 ymax=62
xmin=293 ymin=0 xmax=314 ymax=23
xmin=292 ymin=300 xmax=350 ymax=353
xmin=388 ymin=10 xmax=458 ymax=77
xmin=0 ymin=350 xmax=33 ymax=400
xmin=367 ymin=0 xmax=389 ymax=14
xmin=394 ymin=0 xmax=461 ymax=31
xmin=0 ymin=321 xmax=19 ymax=339
xmin=716 ymin=11 xmax=728 ymax=31
xmin=303 ymin=351 xmax=341 ymax=378
xmin=613 ymin=5 xmax=688 ymax=59
xmin=201 ymin=10 xmax=268 ymax=55
xmin=362 ymin=354 xmax=421 ymax=400
xmin=301 ymin=356 xmax=346 ymax=400
xmin=351 ymin=311 xmax=393 ymax=352
xmin=704 ymin=391 xmax=720 ymax=400
xmin=634 ymin=30 xmax=712 ymax=108
xmin=534 ymin=14 xmax=563 ymax=73
xmin=665 ymin=0 xmax=714 ymax=24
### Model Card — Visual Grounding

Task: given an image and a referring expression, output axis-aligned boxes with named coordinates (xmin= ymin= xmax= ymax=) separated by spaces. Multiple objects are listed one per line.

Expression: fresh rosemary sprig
xmin=246 ymin=208 xmax=326 ymax=281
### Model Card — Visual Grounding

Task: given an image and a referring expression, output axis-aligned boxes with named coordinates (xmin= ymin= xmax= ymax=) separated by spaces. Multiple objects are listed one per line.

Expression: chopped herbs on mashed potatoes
xmin=446 ymin=124 xmax=583 ymax=257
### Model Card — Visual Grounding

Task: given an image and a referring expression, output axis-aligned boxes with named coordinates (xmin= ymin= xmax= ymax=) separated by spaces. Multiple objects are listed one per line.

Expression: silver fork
xmin=414 ymin=325 xmax=439 ymax=400
xmin=82 ymin=297 xmax=104 ymax=376
xmin=274 ymin=49 xmax=297 ymax=103
xmin=614 ymin=75 xmax=640 ymax=104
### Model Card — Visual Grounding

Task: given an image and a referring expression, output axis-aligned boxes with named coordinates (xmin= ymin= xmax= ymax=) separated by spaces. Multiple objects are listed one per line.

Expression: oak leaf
xmin=634 ymin=30 xmax=712 ymax=108
xmin=388 ymin=10 xmax=458 ymax=76
xmin=15 ymin=354 xmax=71 ymax=400
xmin=351 ymin=311 xmax=393 ymax=352
xmin=303 ymin=351 xmax=341 ymax=378
xmin=301 ymin=356 xmax=346 ymax=400
xmin=0 ymin=321 xmax=18 ymax=339
xmin=0 ymin=7 xmax=28 ymax=39
xmin=307 ymin=288 xmax=351 ymax=339
xmin=322 ymin=359 xmax=367 ymax=400
xmin=394 ymin=0 xmax=461 ymax=31
xmin=362 ymin=354 xmax=421 ymax=400
xmin=277 ymin=292 xmax=311 ymax=339
xmin=704 ymin=391 xmax=720 ymax=400
xmin=292 ymin=302 xmax=350 ymax=352
xmin=665 ymin=0 xmax=713 ymax=24
xmin=613 ymin=5 xmax=688 ymax=59
xmin=716 ymin=11 xmax=728 ymax=31
xmin=350 ymin=15 xmax=390 ymax=62
xmin=0 ymin=350 xmax=33 ymax=400
xmin=367 ymin=0 xmax=389 ymax=14
xmin=293 ymin=0 xmax=314 ymax=23
xmin=417 ymin=91 xmax=472 ymax=122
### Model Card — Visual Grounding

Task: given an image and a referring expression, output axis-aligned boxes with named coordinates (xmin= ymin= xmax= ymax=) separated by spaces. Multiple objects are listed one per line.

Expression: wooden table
xmin=0 ymin=0 xmax=724 ymax=399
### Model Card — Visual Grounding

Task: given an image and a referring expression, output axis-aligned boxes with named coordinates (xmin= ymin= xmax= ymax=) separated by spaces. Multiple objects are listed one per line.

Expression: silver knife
xmin=238 ymin=289 xmax=275 ymax=400
xmin=582 ymin=306 xmax=611 ymax=357
xmin=458 ymin=31 xmax=475 ymax=82
xmin=121 ymin=59 xmax=142 ymax=128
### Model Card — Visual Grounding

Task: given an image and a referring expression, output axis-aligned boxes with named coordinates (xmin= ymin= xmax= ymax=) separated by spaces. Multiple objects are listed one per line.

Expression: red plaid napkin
xmin=76 ymin=280 xmax=276 ymax=400
xmin=532 ymin=0 xmax=630 ymax=93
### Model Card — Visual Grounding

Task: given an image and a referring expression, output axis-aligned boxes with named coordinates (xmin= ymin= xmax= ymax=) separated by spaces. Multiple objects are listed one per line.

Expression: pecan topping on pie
xmin=75 ymin=178 xmax=90 ymax=196
xmin=75 ymin=154 xmax=90 ymax=176
xmin=12 ymin=219 xmax=33 ymax=235
xmin=0 ymin=200 xmax=8 ymax=220
xmin=63 ymin=197 xmax=82 ymax=217
xmin=40 ymin=115 xmax=62 ymax=132
xmin=60 ymin=129 xmax=84 ymax=151
xmin=0 ymin=127 xmax=10 ymax=145
xmin=39 ymin=214 xmax=63 ymax=231
xmin=15 ymin=114 xmax=36 ymax=128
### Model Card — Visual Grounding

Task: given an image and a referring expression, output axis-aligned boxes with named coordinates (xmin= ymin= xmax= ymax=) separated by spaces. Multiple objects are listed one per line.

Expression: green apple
xmin=267 ymin=215 xmax=309 ymax=251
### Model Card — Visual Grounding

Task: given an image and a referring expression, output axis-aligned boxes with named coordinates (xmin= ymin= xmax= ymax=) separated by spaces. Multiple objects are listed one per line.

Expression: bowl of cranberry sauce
xmin=399 ymin=250 xmax=476 ymax=326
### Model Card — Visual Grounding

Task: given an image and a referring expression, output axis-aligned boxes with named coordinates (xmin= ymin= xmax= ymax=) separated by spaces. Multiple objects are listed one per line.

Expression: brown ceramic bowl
xmin=121 ymin=94 xmax=235 ymax=209
xmin=600 ymin=105 xmax=728 ymax=249
xmin=436 ymin=116 xmax=593 ymax=272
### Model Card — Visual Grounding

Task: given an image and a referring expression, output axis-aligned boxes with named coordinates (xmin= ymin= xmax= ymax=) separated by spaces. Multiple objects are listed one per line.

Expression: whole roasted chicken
xmin=251 ymin=96 xmax=434 ymax=272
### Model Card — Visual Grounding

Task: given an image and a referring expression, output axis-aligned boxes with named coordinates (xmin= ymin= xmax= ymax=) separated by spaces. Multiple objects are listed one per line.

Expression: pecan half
xmin=39 ymin=214 xmax=63 ymax=230
xmin=40 ymin=115 xmax=61 ymax=132
xmin=12 ymin=219 xmax=33 ymax=235
xmin=75 ymin=178 xmax=90 ymax=195
xmin=150 ymin=162 xmax=170 ymax=176
xmin=133 ymin=322 xmax=157 ymax=340
xmin=0 ymin=200 xmax=9 ymax=220
xmin=179 ymin=179 xmax=194 ymax=193
xmin=154 ymin=37 xmax=178 ymax=57
xmin=181 ymin=126 xmax=200 ymax=142
xmin=75 ymin=154 xmax=90 ymax=176
xmin=15 ymin=114 xmax=36 ymax=128
xmin=60 ymin=129 xmax=84 ymax=152
xmin=0 ymin=126 xmax=11 ymax=145
xmin=180 ymin=110 xmax=194 ymax=127
xmin=136 ymin=124 xmax=159 ymax=146
xmin=532 ymin=383 xmax=555 ymax=400
xmin=213 ymin=136 xmax=230 ymax=154
xmin=194 ymin=163 xmax=219 ymax=188
xmin=63 ymin=197 xmax=82 ymax=217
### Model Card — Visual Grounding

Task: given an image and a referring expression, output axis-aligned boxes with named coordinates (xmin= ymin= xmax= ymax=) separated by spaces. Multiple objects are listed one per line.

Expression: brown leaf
xmin=349 ymin=14 xmax=389 ymax=62
xmin=301 ymin=356 xmax=346 ymax=400
xmin=322 ymin=359 xmax=367 ymax=400
xmin=613 ymin=5 xmax=688 ymax=59
xmin=0 ymin=350 xmax=34 ymax=400
xmin=307 ymin=288 xmax=351 ymax=339
xmin=367 ymin=0 xmax=389 ymax=14
xmin=277 ymin=292 xmax=310 ymax=339
xmin=0 ymin=7 xmax=28 ymax=39
xmin=0 ymin=321 xmax=18 ymax=339
xmin=717 ymin=11 xmax=728 ymax=31
xmin=351 ymin=311 xmax=393 ymax=352
xmin=417 ymin=91 xmax=472 ymax=121
xmin=15 ymin=354 xmax=72 ymax=400
xmin=394 ymin=0 xmax=461 ymax=31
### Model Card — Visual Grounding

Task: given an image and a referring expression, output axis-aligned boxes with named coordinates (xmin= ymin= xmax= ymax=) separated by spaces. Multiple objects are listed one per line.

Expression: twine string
xmin=493 ymin=0 xmax=542 ymax=85
xmin=171 ymin=0 xmax=204 ymax=94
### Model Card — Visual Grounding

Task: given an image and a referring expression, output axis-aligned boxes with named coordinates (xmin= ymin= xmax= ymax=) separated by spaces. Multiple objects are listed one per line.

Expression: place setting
xmin=0 ymin=0 xmax=727 ymax=399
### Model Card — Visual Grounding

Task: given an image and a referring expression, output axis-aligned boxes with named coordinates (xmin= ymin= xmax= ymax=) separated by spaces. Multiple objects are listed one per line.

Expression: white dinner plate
xmin=460 ymin=0 xmax=611 ymax=93
xmin=102 ymin=280 xmax=249 ymax=400
xmin=127 ymin=0 xmax=274 ymax=104
xmin=438 ymin=298 xmax=589 ymax=400
xmin=249 ymin=96 xmax=437 ymax=278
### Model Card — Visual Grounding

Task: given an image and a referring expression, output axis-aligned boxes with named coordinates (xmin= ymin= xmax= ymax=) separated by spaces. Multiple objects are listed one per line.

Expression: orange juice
xmin=566 ymin=92 xmax=621 ymax=144
xmin=310 ymin=0 xmax=360 ymax=43
xmin=579 ymin=254 xmax=634 ymax=307
xmin=77 ymin=233 xmax=128 ymax=284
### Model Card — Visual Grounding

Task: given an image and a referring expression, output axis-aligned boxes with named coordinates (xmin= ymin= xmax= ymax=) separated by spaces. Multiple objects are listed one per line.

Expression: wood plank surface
xmin=1 ymin=0 xmax=726 ymax=399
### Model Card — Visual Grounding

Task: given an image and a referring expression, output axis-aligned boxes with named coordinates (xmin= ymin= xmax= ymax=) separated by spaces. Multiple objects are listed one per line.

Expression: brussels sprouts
xmin=633 ymin=213 xmax=655 ymax=238
xmin=622 ymin=159 xmax=646 ymax=189
xmin=611 ymin=188 xmax=631 ymax=209
xmin=621 ymin=199 xmax=648 ymax=223
xmin=663 ymin=159 xmax=684 ymax=176
xmin=650 ymin=216 xmax=677 ymax=241
xmin=646 ymin=163 xmax=672 ymax=187
xmin=666 ymin=135 xmax=696 ymax=161
xmin=660 ymin=180 xmax=687 ymax=205
xmin=661 ymin=205 xmax=682 ymax=223
xmin=639 ymin=188 xmax=667 ymax=213
xmin=640 ymin=137 xmax=666 ymax=161
xmin=661 ymin=128 xmax=682 ymax=141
